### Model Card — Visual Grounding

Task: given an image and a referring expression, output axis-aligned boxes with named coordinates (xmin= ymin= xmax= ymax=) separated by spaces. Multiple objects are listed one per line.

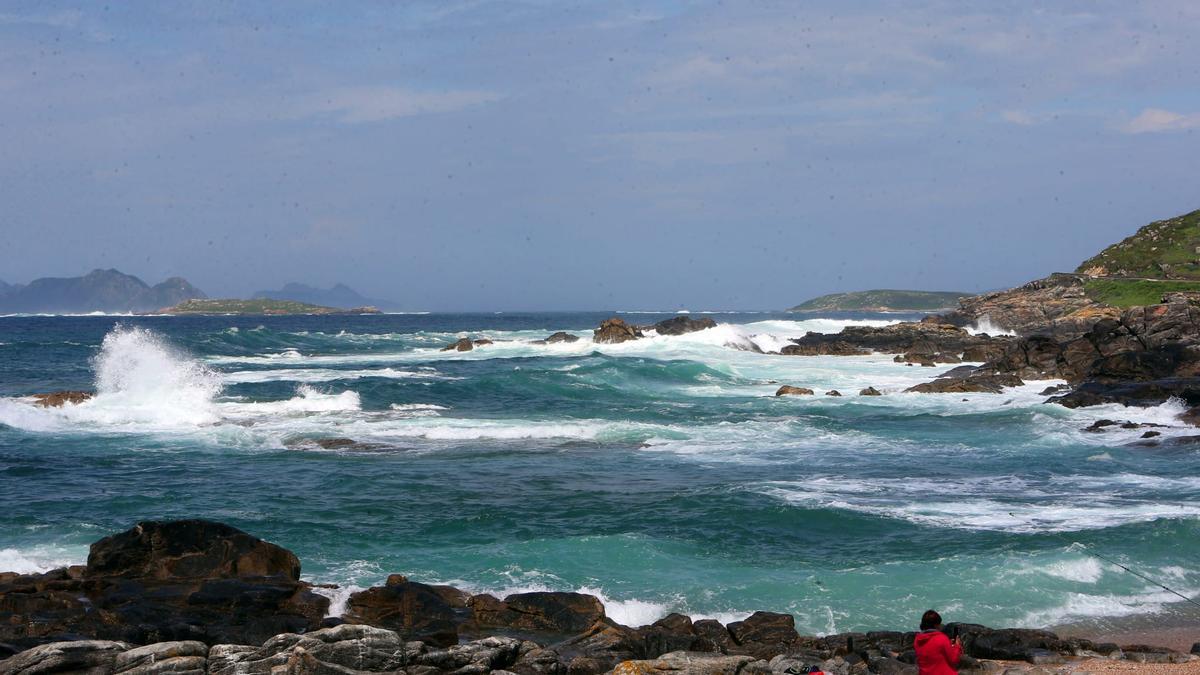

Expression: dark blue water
xmin=1 ymin=312 xmax=1197 ymax=632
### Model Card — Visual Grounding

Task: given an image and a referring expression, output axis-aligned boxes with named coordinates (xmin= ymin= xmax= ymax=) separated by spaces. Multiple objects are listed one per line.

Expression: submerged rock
xmin=442 ymin=338 xmax=475 ymax=352
xmin=30 ymin=391 xmax=92 ymax=407
xmin=652 ymin=316 xmax=717 ymax=336
xmin=533 ymin=331 xmax=580 ymax=344
xmin=774 ymin=386 xmax=814 ymax=396
xmin=859 ymin=386 xmax=883 ymax=396
xmin=906 ymin=373 xmax=1023 ymax=394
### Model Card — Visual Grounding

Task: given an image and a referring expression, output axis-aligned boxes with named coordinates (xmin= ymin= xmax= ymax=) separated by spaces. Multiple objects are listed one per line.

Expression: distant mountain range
xmin=0 ymin=269 xmax=206 ymax=313
xmin=253 ymin=282 xmax=399 ymax=311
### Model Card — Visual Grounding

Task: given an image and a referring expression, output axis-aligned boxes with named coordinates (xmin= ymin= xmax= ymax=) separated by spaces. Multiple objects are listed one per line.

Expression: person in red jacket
xmin=913 ymin=609 xmax=961 ymax=675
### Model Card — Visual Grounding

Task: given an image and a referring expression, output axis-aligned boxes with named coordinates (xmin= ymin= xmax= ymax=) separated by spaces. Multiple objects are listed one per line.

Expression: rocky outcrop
xmin=905 ymin=372 xmax=1024 ymax=394
xmin=781 ymin=322 xmax=1011 ymax=360
xmin=468 ymin=591 xmax=605 ymax=637
xmin=774 ymin=386 xmax=813 ymax=396
xmin=594 ymin=318 xmax=643 ymax=344
xmin=0 ymin=520 xmax=328 ymax=650
xmin=30 ymin=391 xmax=92 ymax=407
xmin=343 ymin=576 xmax=465 ymax=647
xmin=651 ymin=316 xmax=717 ymax=336
xmin=859 ymin=387 xmax=882 ymax=396
xmin=937 ymin=274 xmax=1107 ymax=338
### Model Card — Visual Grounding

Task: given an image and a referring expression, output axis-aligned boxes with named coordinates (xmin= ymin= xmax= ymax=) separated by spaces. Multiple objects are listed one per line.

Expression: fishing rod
xmin=1068 ymin=541 xmax=1200 ymax=611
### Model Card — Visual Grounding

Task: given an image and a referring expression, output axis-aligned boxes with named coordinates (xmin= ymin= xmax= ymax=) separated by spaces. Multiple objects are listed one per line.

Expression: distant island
xmin=155 ymin=299 xmax=381 ymax=315
xmin=0 ymin=269 xmax=205 ymax=314
xmin=788 ymin=289 xmax=971 ymax=312
xmin=254 ymin=282 xmax=400 ymax=312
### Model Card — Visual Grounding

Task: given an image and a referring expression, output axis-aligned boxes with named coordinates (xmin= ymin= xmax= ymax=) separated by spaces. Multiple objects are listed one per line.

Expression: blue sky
xmin=1 ymin=1 xmax=1197 ymax=310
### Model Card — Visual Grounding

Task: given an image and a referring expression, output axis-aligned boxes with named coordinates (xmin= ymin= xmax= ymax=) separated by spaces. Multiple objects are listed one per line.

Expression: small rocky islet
xmin=1 ymin=520 xmax=1195 ymax=675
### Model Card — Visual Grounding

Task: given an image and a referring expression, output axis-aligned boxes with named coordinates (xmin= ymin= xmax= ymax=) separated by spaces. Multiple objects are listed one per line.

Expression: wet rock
xmin=781 ymin=341 xmax=865 ymax=356
xmin=550 ymin=619 xmax=642 ymax=674
xmin=594 ymin=318 xmax=643 ymax=344
xmin=905 ymin=373 xmax=1023 ymax=394
xmin=87 ymin=519 xmax=300 ymax=582
xmin=1038 ymin=384 xmax=1069 ymax=396
xmin=442 ymin=338 xmax=476 ymax=352
xmin=1048 ymin=377 xmax=1200 ymax=409
xmin=534 ymin=332 xmax=580 ymax=345
xmin=344 ymin=577 xmax=462 ymax=647
xmin=652 ymin=316 xmax=717 ymax=336
xmin=1121 ymin=644 xmax=1192 ymax=664
xmin=0 ymin=640 xmax=131 ymax=675
xmin=825 ymin=390 xmax=842 ymax=397
xmin=470 ymin=592 xmax=606 ymax=637
xmin=0 ymin=520 xmax=328 ymax=650
xmin=965 ymin=628 xmax=1068 ymax=663
xmin=30 ymin=391 xmax=92 ymax=407
xmin=775 ymin=386 xmax=814 ymax=396
xmin=691 ymin=620 xmax=737 ymax=654
xmin=859 ymin=387 xmax=883 ymax=396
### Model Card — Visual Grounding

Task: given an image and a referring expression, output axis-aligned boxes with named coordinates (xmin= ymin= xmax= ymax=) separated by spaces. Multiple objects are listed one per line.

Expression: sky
xmin=1 ymin=1 xmax=1198 ymax=311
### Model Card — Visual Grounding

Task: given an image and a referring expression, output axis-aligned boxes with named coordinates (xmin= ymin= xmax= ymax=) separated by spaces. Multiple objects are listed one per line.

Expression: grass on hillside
xmin=162 ymin=298 xmax=344 ymax=314
xmin=1076 ymin=209 xmax=1200 ymax=280
xmin=1083 ymin=278 xmax=1200 ymax=308
xmin=790 ymin=289 xmax=969 ymax=311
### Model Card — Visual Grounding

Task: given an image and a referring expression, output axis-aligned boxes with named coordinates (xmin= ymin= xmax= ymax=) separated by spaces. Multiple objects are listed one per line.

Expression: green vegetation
xmin=788 ymin=289 xmax=970 ymax=312
xmin=1082 ymin=278 xmax=1200 ymax=308
xmin=157 ymin=298 xmax=379 ymax=315
xmin=1076 ymin=208 xmax=1200 ymax=280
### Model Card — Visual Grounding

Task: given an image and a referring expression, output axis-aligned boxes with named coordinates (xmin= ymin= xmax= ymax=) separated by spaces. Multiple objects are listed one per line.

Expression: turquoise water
xmin=1 ymin=312 xmax=1198 ymax=633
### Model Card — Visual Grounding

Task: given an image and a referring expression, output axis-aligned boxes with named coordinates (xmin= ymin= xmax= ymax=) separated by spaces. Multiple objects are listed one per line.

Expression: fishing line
xmin=1069 ymin=542 xmax=1200 ymax=611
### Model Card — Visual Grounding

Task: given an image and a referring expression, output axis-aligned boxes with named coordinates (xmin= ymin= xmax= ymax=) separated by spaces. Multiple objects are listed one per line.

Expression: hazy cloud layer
xmin=1 ymin=1 xmax=1197 ymax=310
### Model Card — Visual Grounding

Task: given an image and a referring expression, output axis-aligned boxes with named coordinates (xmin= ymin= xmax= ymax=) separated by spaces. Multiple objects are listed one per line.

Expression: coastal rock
xmin=87 ymin=519 xmax=301 ymax=582
xmin=652 ymin=316 xmax=717 ymax=336
xmin=0 ymin=640 xmax=132 ymax=675
xmin=780 ymin=342 xmax=865 ymax=356
xmin=937 ymin=274 xmax=1105 ymax=338
xmin=859 ymin=387 xmax=882 ymax=396
xmin=1048 ymin=377 xmax=1200 ymax=409
xmin=783 ymin=322 xmax=1009 ymax=360
xmin=611 ymin=651 xmax=768 ymax=675
xmin=344 ymin=577 xmax=462 ymax=647
xmin=206 ymin=624 xmax=426 ymax=675
xmin=534 ymin=332 xmax=580 ymax=344
xmin=905 ymin=373 xmax=1023 ymax=394
xmin=725 ymin=612 xmax=804 ymax=660
xmin=112 ymin=640 xmax=208 ymax=674
xmin=0 ymin=520 xmax=328 ymax=650
xmin=594 ymin=318 xmax=643 ymax=344
xmin=774 ymin=386 xmax=813 ymax=396
xmin=825 ymin=390 xmax=842 ymax=397
xmin=470 ymin=592 xmax=605 ymax=636
xmin=965 ymin=628 xmax=1068 ymax=663
xmin=30 ymin=391 xmax=92 ymax=407
xmin=442 ymin=338 xmax=476 ymax=352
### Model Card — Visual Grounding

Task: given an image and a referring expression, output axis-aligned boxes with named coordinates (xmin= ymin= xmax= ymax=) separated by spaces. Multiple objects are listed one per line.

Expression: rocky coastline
xmin=1 ymin=521 xmax=1196 ymax=675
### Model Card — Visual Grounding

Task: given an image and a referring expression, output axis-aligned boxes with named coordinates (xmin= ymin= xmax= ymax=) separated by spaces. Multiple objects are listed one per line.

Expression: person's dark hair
xmin=920 ymin=609 xmax=942 ymax=631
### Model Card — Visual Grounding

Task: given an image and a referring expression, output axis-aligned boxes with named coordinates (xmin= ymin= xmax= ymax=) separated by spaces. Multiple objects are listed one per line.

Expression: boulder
xmin=611 ymin=651 xmax=769 ymax=675
xmin=859 ymin=387 xmax=882 ymax=396
xmin=30 ymin=391 xmax=92 ymax=408
xmin=775 ymin=386 xmax=814 ymax=396
xmin=965 ymin=628 xmax=1068 ymax=663
xmin=442 ymin=338 xmax=475 ymax=352
xmin=594 ymin=318 xmax=643 ymax=344
xmin=113 ymin=640 xmax=208 ymax=675
xmin=470 ymin=592 xmax=606 ymax=637
xmin=725 ymin=612 xmax=803 ymax=659
xmin=0 ymin=521 xmax=328 ymax=650
xmin=825 ymin=390 xmax=842 ymax=397
xmin=206 ymin=624 xmax=426 ymax=675
xmin=343 ymin=577 xmax=462 ymax=647
xmin=0 ymin=640 xmax=131 ymax=675
xmin=535 ymin=332 xmax=580 ymax=344
xmin=652 ymin=316 xmax=717 ymax=336
xmin=86 ymin=519 xmax=300 ymax=582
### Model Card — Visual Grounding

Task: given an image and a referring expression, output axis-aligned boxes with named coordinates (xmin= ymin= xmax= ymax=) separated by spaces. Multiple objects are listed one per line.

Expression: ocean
xmin=0 ymin=312 xmax=1197 ymax=634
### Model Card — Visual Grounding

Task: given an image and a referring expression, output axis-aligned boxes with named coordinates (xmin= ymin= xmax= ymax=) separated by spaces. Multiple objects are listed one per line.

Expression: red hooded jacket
xmin=914 ymin=630 xmax=961 ymax=675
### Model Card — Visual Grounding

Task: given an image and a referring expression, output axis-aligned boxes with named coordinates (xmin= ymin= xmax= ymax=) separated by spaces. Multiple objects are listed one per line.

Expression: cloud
xmin=294 ymin=85 xmax=501 ymax=123
xmin=1123 ymin=108 xmax=1200 ymax=134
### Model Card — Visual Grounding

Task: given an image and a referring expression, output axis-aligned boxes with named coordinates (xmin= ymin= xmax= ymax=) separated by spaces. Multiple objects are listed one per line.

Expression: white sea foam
xmin=0 ymin=544 xmax=85 ymax=574
xmin=222 ymin=367 xmax=450 ymax=384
